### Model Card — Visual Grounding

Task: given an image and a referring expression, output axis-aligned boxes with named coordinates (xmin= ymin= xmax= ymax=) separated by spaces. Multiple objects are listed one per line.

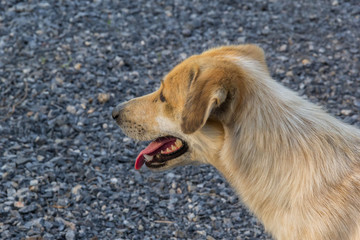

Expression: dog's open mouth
xmin=135 ymin=136 xmax=188 ymax=170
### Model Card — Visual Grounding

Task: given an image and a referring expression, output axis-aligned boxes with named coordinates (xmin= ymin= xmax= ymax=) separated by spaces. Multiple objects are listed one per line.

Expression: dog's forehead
xmin=163 ymin=57 xmax=198 ymax=86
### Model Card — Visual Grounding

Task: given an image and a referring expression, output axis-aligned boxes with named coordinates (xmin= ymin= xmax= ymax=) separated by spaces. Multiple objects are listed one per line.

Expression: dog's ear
xmin=181 ymin=66 xmax=227 ymax=134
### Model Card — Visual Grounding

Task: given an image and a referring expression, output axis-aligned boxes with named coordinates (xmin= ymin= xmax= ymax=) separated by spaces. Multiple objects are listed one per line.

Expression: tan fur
xmin=112 ymin=44 xmax=360 ymax=240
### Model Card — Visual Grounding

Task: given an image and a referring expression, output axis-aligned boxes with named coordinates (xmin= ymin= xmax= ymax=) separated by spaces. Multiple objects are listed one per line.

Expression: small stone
xmin=87 ymin=107 xmax=95 ymax=114
xmin=179 ymin=53 xmax=187 ymax=60
xmin=187 ymin=182 xmax=196 ymax=192
xmin=110 ymin=178 xmax=118 ymax=184
xmin=19 ymin=203 xmax=38 ymax=213
xmin=15 ymin=157 xmax=31 ymax=165
xmin=74 ymin=63 xmax=82 ymax=70
xmin=286 ymin=71 xmax=293 ymax=77
xmin=166 ymin=172 xmax=175 ymax=179
xmin=37 ymin=155 xmax=45 ymax=161
xmin=23 ymin=68 xmax=31 ymax=74
xmin=350 ymin=48 xmax=358 ymax=54
xmin=24 ymin=218 xmax=42 ymax=230
xmin=115 ymin=56 xmax=124 ymax=66
xmin=98 ymin=93 xmax=110 ymax=104
xmin=55 ymin=77 xmax=64 ymax=85
xmin=237 ymin=36 xmax=246 ymax=43
xmin=262 ymin=26 xmax=270 ymax=35
xmin=30 ymin=179 xmax=38 ymax=186
xmin=55 ymin=217 xmax=76 ymax=230
xmin=71 ymin=185 xmax=82 ymax=195
xmin=210 ymin=216 xmax=216 ymax=221
xmin=56 ymin=198 xmax=69 ymax=207
xmin=182 ymin=28 xmax=192 ymax=37
xmin=301 ymin=59 xmax=311 ymax=65
xmin=341 ymin=109 xmax=352 ymax=116
xmin=39 ymin=2 xmax=50 ymax=7
xmin=14 ymin=201 xmax=25 ymax=208
xmin=65 ymin=230 xmax=75 ymax=240
xmin=43 ymin=233 xmax=54 ymax=240
xmin=319 ymin=47 xmax=326 ymax=53
xmin=354 ymin=100 xmax=360 ymax=107
xmin=174 ymin=230 xmax=186 ymax=238
xmin=187 ymin=212 xmax=195 ymax=221
xmin=279 ymin=44 xmax=287 ymax=52
xmin=66 ymin=105 xmax=77 ymax=114
xmin=29 ymin=185 xmax=38 ymax=192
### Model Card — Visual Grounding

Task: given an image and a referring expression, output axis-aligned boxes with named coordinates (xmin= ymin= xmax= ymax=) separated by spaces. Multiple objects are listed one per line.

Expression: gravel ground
xmin=0 ymin=0 xmax=359 ymax=239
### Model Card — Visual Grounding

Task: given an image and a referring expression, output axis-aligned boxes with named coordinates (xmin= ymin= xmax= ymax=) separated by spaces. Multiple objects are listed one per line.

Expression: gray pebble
xmin=0 ymin=1 xmax=358 ymax=240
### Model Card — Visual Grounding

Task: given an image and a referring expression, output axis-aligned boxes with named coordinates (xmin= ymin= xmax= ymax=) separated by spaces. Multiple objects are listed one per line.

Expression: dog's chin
xmin=146 ymin=153 xmax=194 ymax=172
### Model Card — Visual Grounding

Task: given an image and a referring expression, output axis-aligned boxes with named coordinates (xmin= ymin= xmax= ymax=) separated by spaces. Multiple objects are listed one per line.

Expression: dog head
xmin=112 ymin=44 xmax=267 ymax=170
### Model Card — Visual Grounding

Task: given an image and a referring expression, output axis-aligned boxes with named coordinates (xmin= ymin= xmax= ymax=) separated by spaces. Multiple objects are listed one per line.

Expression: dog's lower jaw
xmin=147 ymin=153 xmax=194 ymax=171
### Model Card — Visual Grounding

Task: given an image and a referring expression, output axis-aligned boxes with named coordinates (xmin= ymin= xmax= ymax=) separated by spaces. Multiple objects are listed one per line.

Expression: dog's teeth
xmin=166 ymin=148 xmax=171 ymax=153
xmin=175 ymin=139 xmax=182 ymax=148
xmin=171 ymin=145 xmax=177 ymax=151
xmin=144 ymin=154 xmax=153 ymax=162
xmin=161 ymin=150 xmax=165 ymax=154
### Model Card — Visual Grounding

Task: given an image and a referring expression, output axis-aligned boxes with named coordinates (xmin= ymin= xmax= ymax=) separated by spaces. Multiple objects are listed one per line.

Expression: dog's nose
xmin=112 ymin=108 xmax=119 ymax=120
xmin=112 ymin=103 xmax=126 ymax=120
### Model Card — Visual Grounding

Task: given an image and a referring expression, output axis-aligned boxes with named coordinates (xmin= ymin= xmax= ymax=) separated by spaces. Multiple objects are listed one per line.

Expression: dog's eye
xmin=160 ymin=91 xmax=166 ymax=102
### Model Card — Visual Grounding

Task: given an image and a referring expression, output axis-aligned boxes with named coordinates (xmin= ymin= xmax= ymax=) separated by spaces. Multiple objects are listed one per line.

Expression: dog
xmin=112 ymin=44 xmax=360 ymax=240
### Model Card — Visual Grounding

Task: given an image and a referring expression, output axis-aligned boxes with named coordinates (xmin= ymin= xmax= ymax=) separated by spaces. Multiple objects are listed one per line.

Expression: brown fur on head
xmin=112 ymin=44 xmax=360 ymax=240
xmin=112 ymin=45 xmax=263 ymax=170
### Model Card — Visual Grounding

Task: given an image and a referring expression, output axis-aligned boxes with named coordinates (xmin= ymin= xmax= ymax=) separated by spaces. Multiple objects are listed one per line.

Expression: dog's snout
xmin=112 ymin=103 xmax=126 ymax=120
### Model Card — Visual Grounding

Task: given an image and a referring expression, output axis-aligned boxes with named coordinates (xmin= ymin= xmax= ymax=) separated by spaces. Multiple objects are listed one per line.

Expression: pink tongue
xmin=135 ymin=138 xmax=175 ymax=170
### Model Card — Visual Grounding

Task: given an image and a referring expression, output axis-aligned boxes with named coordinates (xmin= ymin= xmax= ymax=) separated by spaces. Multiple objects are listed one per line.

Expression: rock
xmin=98 ymin=93 xmax=110 ymax=103
xmin=19 ymin=203 xmax=38 ymax=214
xmin=182 ymin=28 xmax=192 ymax=37
xmin=0 ymin=0 xmax=358 ymax=239
xmin=110 ymin=178 xmax=118 ymax=184
xmin=15 ymin=157 xmax=31 ymax=165
xmin=30 ymin=179 xmax=38 ymax=186
xmin=341 ymin=109 xmax=352 ymax=116
xmin=279 ymin=44 xmax=287 ymax=52
xmin=65 ymin=230 xmax=76 ymax=240
xmin=71 ymin=185 xmax=82 ymax=195
xmin=14 ymin=201 xmax=25 ymax=208
xmin=66 ymin=105 xmax=77 ymax=114
xmin=301 ymin=59 xmax=311 ymax=65
xmin=354 ymin=100 xmax=360 ymax=108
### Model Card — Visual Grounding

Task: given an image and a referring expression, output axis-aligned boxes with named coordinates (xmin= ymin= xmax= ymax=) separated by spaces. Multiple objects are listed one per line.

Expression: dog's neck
xmin=211 ymin=72 xmax=360 ymax=238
